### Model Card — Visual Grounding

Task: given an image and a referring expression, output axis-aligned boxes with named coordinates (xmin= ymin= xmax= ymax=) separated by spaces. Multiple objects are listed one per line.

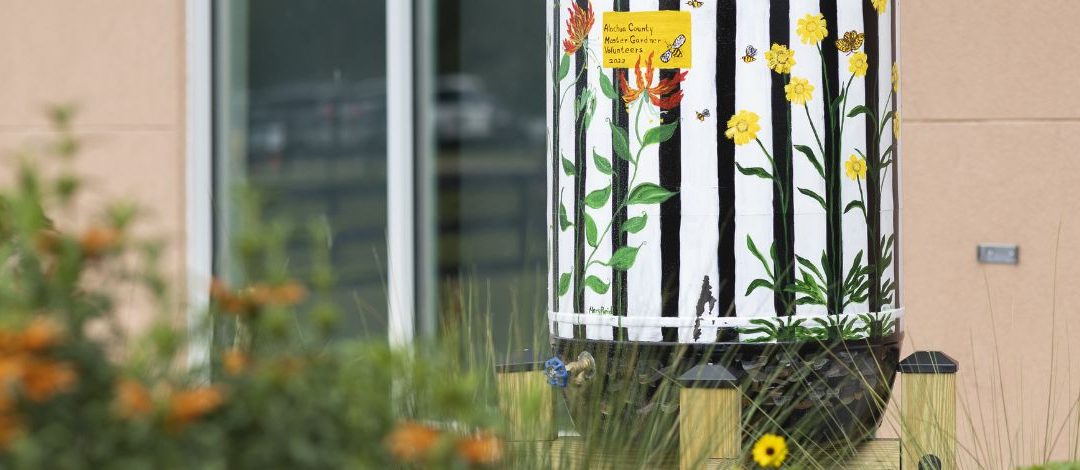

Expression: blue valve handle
xmin=545 ymin=357 xmax=569 ymax=388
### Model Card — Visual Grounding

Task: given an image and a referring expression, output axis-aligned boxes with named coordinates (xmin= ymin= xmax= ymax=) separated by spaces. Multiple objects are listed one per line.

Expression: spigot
xmin=545 ymin=351 xmax=595 ymax=388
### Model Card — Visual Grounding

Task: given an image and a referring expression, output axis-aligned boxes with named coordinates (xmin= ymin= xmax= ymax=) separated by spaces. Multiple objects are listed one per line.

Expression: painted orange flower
xmin=115 ymin=379 xmax=154 ymax=419
xmin=620 ymin=53 xmax=688 ymax=110
xmin=562 ymin=1 xmax=595 ymax=55
xmin=166 ymin=386 xmax=225 ymax=430
xmin=386 ymin=421 xmax=441 ymax=463
xmin=456 ymin=433 xmax=503 ymax=465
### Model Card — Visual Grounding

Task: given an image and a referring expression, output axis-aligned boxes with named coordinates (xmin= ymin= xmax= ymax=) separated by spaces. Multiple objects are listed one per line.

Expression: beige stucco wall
xmin=0 ymin=0 xmax=187 ymax=334
xmin=1 ymin=0 xmax=1078 ymax=467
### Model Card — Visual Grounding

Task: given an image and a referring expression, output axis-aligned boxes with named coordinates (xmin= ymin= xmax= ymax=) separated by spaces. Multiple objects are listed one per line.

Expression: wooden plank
xmin=680 ymin=388 xmax=741 ymax=470
xmin=901 ymin=373 xmax=957 ymax=470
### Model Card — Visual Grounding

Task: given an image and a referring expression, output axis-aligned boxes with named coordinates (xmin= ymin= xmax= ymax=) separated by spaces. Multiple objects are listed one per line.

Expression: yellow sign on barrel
xmin=601 ymin=11 xmax=693 ymax=69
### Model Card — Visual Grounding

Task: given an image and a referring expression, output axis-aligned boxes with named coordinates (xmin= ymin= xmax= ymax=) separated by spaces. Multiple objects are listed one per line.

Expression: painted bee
xmin=686 ymin=0 xmax=704 ymax=7
xmin=660 ymin=34 xmax=686 ymax=63
xmin=836 ymin=30 xmax=865 ymax=55
xmin=741 ymin=45 xmax=758 ymax=63
xmin=695 ymin=109 xmax=711 ymax=121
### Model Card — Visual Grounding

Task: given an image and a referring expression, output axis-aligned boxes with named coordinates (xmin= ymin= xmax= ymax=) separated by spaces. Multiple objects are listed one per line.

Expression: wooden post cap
xmin=495 ymin=349 xmax=546 ymax=373
xmin=898 ymin=351 xmax=958 ymax=374
xmin=678 ymin=363 xmax=739 ymax=389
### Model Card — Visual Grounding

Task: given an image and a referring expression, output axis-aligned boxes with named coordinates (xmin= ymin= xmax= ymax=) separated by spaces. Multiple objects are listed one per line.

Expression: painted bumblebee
xmin=836 ymin=30 xmax=865 ymax=55
xmin=741 ymin=45 xmax=758 ymax=63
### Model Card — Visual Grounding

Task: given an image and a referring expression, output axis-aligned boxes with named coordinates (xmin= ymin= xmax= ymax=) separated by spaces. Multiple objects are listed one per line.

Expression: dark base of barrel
xmin=551 ymin=334 xmax=902 ymax=450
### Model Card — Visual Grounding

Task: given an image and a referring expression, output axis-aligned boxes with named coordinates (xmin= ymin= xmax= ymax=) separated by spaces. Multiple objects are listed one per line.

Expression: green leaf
xmin=831 ymin=90 xmax=846 ymax=111
xmin=796 ymin=255 xmax=826 ymax=284
xmin=598 ymin=72 xmax=619 ymax=100
xmin=585 ymin=186 xmax=612 ymax=209
xmin=642 ymin=122 xmax=679 ymax=147
xmin=584 ymin=213 xmax=599 ymax=248
xmin=558 ymin=273 xmax=572 ymax=296
xmin=798 ymin=187 xmax=827 ymax=210
xmin=593 ymin=149 xmax=613 ymax=175
xmin=847 ymin=105 xmax=872 ymax=119
xmin=745 ymin=278 xmax=774 ymax=296
xmin=584 ymin=275 xmax=610 ymax=294
xmin=558 ymin=53 xmax=571 ymax=81
xmin=627 ymin=183 xmax=676 ymax=205
xmin=844 ymin=200 xmax=865 ymax=215
xmin=604 ymin=246 xmax=640 ymax=271
xmin=622 ymin=213 xmax=647 ymax=234
xmin=794 ymin=145 xmax=825 ymax=178
xmin=735 ymin=163 xmax=773 ymax=180
xmin=561 ymin=156 xmax=576 ymax=176
xmin=609 ymin=121 xmax=632 ymax=162
xmin=558 ymin=202 xmax=573 ymax=231
xmin=746 ymin=235 xmax=774 ymax=279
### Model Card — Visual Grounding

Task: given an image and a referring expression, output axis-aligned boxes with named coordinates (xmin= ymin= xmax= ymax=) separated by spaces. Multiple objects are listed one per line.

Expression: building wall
xmin=0 ymin=0 xmax=1078 ymax=466
xmin=0 ymin=0 xmax=187 ymax=334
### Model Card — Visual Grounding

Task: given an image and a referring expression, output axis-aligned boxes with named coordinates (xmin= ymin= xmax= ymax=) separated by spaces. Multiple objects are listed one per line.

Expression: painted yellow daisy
xmin=849 ymin=52 xmax=869 ymax=78
xmin=893 ymin=111 xmax=901 ymax=137
xmin=764 ymin=44 xmax=796 ymax=74
xmin=872 ymin=0 xmax=887 ymax=15
xmin=892 ymin=62 xmax=900 ymax=92
xmin=752 ymin=433 xmax=788 ymax=468
xmin=724 ymin=110 xmax=761 ymax=146
xmin=796 ymin=13 xmax=828 ymax=45
xmin=785 ymin=77 xmax=814 ymax=105
xmin=845 ymin=155 xmax=867 ymax=181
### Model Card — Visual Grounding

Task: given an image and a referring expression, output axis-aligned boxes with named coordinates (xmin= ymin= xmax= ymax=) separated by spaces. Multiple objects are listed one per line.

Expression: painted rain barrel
xmin=546 ymin=0 xmax=903 ymax=445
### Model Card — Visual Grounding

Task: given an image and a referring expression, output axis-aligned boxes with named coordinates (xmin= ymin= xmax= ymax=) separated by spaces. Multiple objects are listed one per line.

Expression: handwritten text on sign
xmin=602 ymin=11 xmax=692 ymax=69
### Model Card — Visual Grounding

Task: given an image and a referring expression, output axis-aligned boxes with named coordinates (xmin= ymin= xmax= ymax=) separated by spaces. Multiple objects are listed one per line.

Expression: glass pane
xmin=215 ymin=0 xmax=388 ymax=338
xmin=435 ymin=0 xmax=548 ymax=352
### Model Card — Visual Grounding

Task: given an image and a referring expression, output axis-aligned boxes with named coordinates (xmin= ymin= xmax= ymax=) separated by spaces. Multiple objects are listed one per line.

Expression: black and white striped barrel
xmin=547 ymin=0 xmax=902 ymax=344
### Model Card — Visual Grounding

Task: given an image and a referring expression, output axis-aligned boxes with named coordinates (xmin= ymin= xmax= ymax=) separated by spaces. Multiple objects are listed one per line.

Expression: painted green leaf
xmin=642 ymin=122 xmax=679 ymax=147
xmin=584 ymin=275 xmax=610 ymax=294
xmin=746 ymin=235 xmax=774 ymax=280
xmin=844 ymin=200 xmax=865 ymax=215
xmin=558 ymin=53 xmax=571 ymax=81
xmin=745 ymin=278 xmax=774 ymax=296
xmin=593 ymin=149 xmax=613 ymax=175
xmin=622 ymin=213 xmax=647 ymax=234
xmin=598 ymin=72 xmax=619 ymax=100
xmin=627 ymin=183 xmax=676 ymax=205
xmin=796 ymin=255 xmax=826 ymax=284
xmin=561 ymin=156 xmax=576 ymax=176
xmin=609 ymin=121 xmax=632 ymax=162
xmin=558 ymin=202 xmax=573 ymax=231
xmin=798 ymin=187 xmax=827 ymax=210
xmin=585 ymin=186 xmax=611 ymax=209
xmin=831 ymin=90 xmax=846 ymax=111
xmin=585 ymin=213 xmax=599 ymax=248
xmin=735 ymin=163 xmax=773 ymax=180
xmin=847 ymin=105 xmax=872 ymax=119
xmin=604 ymin=246 xmax=640 ymax=271
xmin=794 ymin=145 xmax=825 ymax=178
xmin=558 ymin=272 xmax=572 ymax=296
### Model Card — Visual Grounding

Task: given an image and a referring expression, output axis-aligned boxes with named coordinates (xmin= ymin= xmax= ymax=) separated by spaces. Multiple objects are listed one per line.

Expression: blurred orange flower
xmin=21 ymin=358 xmax=77 ymax=403
xmin=20 ymin=318 xmax=63 ymax=353
xmin=223 ymin=349 xmax=251 ymax=375
xmin=456 ymin=433 xmax=503 ymax=466
xmin=115 ymin=379 xmax=154 ymax=419
xmin=79 ymin=226 xmax=121 ymax=259
xmin=167 ymin=386 xmax=225 ymax=430
xmin=385 ymin=421 xmax=441 ymax=463
xmin=210 ymin=279 xmax=308 ymax=316
xmin=562 ymin=1 xmax=595 ymax=55
xmin=0 ymin=398 xmax=21 ymax=450
xmin=620 ymin=53 xmax=688 ymax=110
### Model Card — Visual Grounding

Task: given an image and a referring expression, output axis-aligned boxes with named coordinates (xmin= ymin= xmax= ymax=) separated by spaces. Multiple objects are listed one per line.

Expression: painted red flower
xmin=620 ymin=53 xmax=688 ymax=110
xmin=562 ymin=1 xmax=595 ymax=55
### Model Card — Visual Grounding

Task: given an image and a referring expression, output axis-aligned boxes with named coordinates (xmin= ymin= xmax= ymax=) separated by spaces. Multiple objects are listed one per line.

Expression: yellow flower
xmin=796 ymin=14 xmax=829 ymax=45
xmin=752 ymin=433 xmax=789 ymax=468
xmin=872 ymin=0 xmax=887 ymax=15
xmin=892 ymin=63 xmax=900 ymax=92
xmin=845 ymin=155 xmax=867 ymax=181
xmin=849 ymin=52 xmax=869 ymax=78
xmin=893 ymin=111 xmax=901 ymax=137
xmin=785 ymin=77 xmax=814 ymax=105
xmin=724 ymin=110 xmax=761 ymax=146
xmin=764 ymin=44 xmax=795 ymax=74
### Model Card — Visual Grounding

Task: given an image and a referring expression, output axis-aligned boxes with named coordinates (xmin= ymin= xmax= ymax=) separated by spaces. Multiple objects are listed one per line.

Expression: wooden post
xmin=678 ymin=364 xmax=741 ymax=470
xmin=899 ymin=351 xmax=958 ymax=470
xmin=496 ymin=349 xmax=556 ymax=442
